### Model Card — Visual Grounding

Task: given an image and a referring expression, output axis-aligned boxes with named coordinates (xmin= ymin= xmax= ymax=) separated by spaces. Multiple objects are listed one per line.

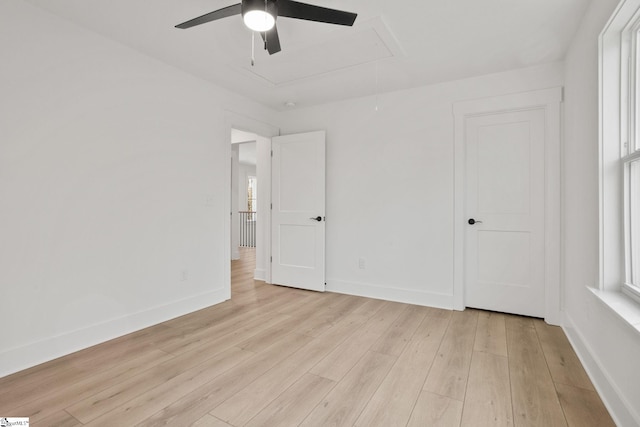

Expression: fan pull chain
xmin=251 ymin=31 xmax=255 ymax=66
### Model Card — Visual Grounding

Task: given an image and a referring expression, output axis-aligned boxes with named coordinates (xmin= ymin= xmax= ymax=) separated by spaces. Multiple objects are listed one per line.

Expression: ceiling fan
xmin=175 ymin=0 xmax=358 ymax=55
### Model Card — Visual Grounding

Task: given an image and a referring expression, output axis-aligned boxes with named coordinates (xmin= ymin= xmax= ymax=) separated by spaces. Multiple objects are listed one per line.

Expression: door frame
xmin=224 ymin=111 xmax=280 ymax=296
xmin=452 ymin=87 xmax=562 ymax=325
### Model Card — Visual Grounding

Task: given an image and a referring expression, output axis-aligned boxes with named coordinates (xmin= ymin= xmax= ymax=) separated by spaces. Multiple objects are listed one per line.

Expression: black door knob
xmin=468 ymin=218 xmax=483 ymax=225
xmin=310 ymin=216 xmax=322 ymax=222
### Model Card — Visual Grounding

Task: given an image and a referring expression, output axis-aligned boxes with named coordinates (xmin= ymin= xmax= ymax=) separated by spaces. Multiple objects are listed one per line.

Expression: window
xmin=247 ymin=176 xmax=257 ymax=221
xmin=630 ymin=160 xmax=640 ymax=288
xmin=624 ymin=147 xmax=640 ymax=297
xmin=602 ymin=1 xmax=640 ymax=303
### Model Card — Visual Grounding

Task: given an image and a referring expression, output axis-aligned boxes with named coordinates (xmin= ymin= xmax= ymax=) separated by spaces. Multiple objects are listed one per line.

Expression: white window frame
xmin=624 ymin=155 xmax=640 ymax=300
xmin=600 ymin=0 xmax=640 ymax=305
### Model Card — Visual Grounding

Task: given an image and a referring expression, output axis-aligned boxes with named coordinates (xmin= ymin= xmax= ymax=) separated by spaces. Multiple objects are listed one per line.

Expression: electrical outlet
xmin=180 ymin=269 xmax=188 ymax=282
xmin=358 ymin=257 xmax=366 ymax=269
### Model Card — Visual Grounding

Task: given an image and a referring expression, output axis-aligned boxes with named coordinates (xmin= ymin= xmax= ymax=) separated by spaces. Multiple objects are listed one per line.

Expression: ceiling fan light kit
xmin=176 ymin=0 xmax=357 ymax=55
xmin=243 ymin=10 xmax=275 ymax=31
xmin=242 ymin=0 xmax=277 ymax=32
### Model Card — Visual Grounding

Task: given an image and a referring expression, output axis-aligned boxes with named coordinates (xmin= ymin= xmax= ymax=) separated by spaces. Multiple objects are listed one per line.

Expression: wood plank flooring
xmin=0 ymin=247 xmax=615 ymax=426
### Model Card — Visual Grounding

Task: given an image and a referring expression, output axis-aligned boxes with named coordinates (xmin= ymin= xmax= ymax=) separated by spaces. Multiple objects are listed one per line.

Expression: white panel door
xmin=465 ymin=109 xmax=545 ymax=317
xmin=271 ymin=131 xmax=325 ymax=291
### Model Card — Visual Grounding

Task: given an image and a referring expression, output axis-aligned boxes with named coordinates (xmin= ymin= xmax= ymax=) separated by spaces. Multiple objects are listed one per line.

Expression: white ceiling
xmin=24 ymin=0 xmax=591 ymax=110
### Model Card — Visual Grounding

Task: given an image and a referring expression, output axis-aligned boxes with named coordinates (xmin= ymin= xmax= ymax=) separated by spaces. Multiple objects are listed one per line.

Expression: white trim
xmin=0 ymin=288 xmax=228 ymax=378
xmin=452 ymin=87 xmax=563 ymax=324
xmin=564 ymin=311 xmax=640 ymax=427
xmin=622 ymin=282 xmax=640 ymax=304
xmin=327 ymin=279 xmax=453 ymax=309
xmin=231 ymin=144 xmax=241 ymax=262
xmin=590 ymin=288 xmax=640 ymax=335
xmin=623 ymin=150 xmax=640 ymax=162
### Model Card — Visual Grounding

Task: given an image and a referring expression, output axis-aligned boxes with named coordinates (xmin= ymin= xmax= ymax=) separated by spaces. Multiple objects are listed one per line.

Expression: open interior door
xmin=271 ymin=131 xmax=326 ymax=291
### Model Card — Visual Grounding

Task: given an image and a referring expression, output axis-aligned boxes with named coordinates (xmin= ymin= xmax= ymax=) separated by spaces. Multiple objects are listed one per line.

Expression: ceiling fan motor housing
xmin=242 ymin=0 xmax=278 ymax=22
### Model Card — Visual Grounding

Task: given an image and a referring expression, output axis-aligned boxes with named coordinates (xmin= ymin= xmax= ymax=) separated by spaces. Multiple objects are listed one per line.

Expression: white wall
xmin=278 ymin=63 xmax=564 ymax=308
xmin=0 ymin=1 xmax=276 ymax=377
xmin=563 ymin=0 xmax=640 ymax=425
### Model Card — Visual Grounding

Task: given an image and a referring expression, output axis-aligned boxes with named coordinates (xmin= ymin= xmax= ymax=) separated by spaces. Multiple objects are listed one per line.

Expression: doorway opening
xmin=231 ymin=127 xmax=271 ymax=298
xmin=231 ymin=128 xmax=258 ymax=268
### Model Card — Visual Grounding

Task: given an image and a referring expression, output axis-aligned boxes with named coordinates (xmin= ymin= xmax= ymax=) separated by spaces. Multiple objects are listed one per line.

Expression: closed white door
xmin=271 ymin=131 xmax=326 ymax=292
xmin=465 ymin=109 xmax=545 ymax=317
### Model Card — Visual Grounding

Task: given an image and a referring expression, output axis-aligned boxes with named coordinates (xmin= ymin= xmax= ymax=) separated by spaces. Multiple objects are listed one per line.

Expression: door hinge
xmin=270 ymin=203 xmax=272 ymax=210
xmin=270 ymin=256 xmax=272 ymax=263
xmin=271 ymin=150 xmax=273 ymax=157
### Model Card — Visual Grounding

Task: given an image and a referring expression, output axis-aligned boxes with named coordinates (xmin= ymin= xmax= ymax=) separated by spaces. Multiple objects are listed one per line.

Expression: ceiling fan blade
xmin=175 ymin=3 xmax=242 ymax=29
xmin=261 ymin=25 xmax=282 ymax=54
xmin=277 ymin=0 xmax=357 ymax=26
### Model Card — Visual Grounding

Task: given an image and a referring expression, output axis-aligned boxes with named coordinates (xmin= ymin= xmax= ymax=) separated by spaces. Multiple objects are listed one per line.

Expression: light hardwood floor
xmin=0 ymin=247 xmax=615 ymax=426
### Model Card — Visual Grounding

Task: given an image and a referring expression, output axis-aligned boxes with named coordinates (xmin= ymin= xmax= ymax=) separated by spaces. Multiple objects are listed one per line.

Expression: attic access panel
xmin=243 ymin=18 xmax=403 ymax=86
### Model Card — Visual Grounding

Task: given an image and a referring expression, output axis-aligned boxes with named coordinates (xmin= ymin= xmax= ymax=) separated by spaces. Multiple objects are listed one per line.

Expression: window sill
xmin=589 ymin=287 xmax=640 ymax=336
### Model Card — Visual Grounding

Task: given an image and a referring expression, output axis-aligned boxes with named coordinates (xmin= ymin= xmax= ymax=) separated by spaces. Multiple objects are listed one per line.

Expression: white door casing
xmin=271 ymin=131 xmax=326 ymax=292
xmin=231 ymin=144 xmax=240 ymax=261
xmin=453 ymin=88 xmax=562 ymax=325
xmin=464 ymin=109 xmax=546 ymax=317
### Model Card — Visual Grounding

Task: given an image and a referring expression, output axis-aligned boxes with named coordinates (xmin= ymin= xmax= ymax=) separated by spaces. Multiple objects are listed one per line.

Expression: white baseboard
xmin=254 ymin=268 xmax=265 ymax=281
xmin=326 ymin=279 xmax=454 ymax=310
xmin=0 ymin=288 xmax=228 ymax=378
xmin=563 ymin=314 xmax=640 ymax=427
